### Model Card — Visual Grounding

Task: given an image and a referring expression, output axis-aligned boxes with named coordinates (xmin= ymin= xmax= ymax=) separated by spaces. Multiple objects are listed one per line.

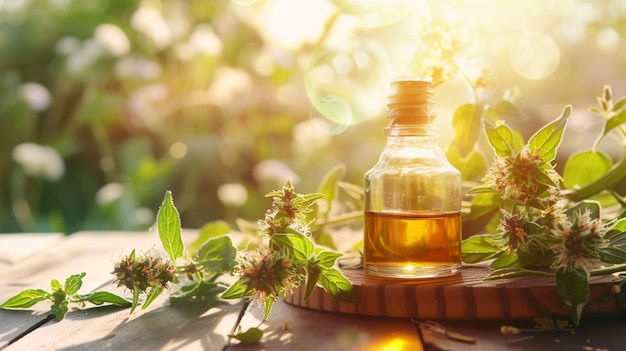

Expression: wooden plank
xmin=284 ymin=264 xmax=626 ymax=319
xmin=2 ymin=231 xmax=626 ymax=351
xmin=0 ymin=233 xmax=64 ymax=266
xmin=229 ymin=299 xmax=424 ymax=351
xmin=0 ymin=231 xmax=247 ymax=351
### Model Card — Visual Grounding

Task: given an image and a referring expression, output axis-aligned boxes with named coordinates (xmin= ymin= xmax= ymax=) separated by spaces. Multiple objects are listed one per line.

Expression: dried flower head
xmin=257 ymin=181 xmax=316 ymax=238
xmin=483 ymin=146 xmax=560 ymax=204
xmin=112 ymin=249 xmax=175 ymax=293
xmin=496 ymin=209 xmax=529 ymax=255
xmin=550 ymin=208 xmax=608 ymax=270
xmin=236 ymin=249 xmax=302 ymax=301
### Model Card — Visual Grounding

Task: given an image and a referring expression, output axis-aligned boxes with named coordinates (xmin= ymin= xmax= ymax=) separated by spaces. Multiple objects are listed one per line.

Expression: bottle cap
xmin=386 ymin=77 xmax=435 ymax=125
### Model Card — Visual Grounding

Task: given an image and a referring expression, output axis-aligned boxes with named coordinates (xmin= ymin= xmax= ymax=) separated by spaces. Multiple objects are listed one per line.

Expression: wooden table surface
xmin=1 ymin=231 xmax=625 ymax=351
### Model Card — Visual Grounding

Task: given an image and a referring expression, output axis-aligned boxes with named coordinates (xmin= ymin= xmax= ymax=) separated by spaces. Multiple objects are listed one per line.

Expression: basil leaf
xmin=157 ymin=190 xmax=184 ymax=262
xmin=75 ymin=291 xmax=132 ymax=307
xmin=230 ymin=327 xmax=263 ymax=344
xmin=317 ymin=267 xmax=359 ymax=303
xmin=196 ymin=235 xmax=237 ymax=272
xmin=64 ymin=272 xmax=86 ymax=296
xmin=0 ymin=289 xmax=50 ymax=309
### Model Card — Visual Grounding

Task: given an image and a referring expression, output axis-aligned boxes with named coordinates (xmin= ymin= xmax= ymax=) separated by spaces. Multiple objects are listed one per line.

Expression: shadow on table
xmin=57 ymin=298 xmax=243 ymax=351
xmin=0 ymin=310 xmax=49 ymax=345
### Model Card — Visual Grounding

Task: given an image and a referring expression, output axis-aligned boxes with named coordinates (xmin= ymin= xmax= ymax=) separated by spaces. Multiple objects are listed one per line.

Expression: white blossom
xmin=188 ymin=24 xmax=223 ymax=56
xmin=95 ymin=182 xmax=124 ymax=206
xmin=19 ymin=82 xmax=51 ymax=111
xmin=253 ymin=159 xmax=299 ymax=186
xmin=131 ymin=7 xmax=172 ymax=50
xmin=217 ymin=183 xmax=248 ymax=207
xmin=12 ymin=143 xmax=65 ymax=181
xmin=94 ymin=23 xmax=131 ymax=57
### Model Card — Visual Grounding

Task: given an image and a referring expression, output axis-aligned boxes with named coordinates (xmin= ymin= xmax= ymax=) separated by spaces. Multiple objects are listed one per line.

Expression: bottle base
xmin=364 ymin=262 xmax=460 ymax=279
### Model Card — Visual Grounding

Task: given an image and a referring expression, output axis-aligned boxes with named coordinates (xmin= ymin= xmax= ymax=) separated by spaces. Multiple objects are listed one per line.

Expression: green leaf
xmin=75 ymin=291 xmax=132 ymax=307
xmin=612 ymin=96 xmax=626 ymax=112
xmin=460 ymin=235 xmax=502 ymax=263
xmin=300 ymin=193 xmax=325 ymax=209
xmin=464 ymin=192 xmax=500 ymax=221
xmin=142 ymin=285 xmax=163 ymax=310
xmin=0 ymin=289 xmax=50 ymax=309
xmin=317 ymin=267 xmax=359 ymax=303
xmin=528 ymin=105 xmax=571 ymax=162
xmin=262 ymin=295 xmax=275 ymax=321
xmin=445 ymin=147 xmax=487 ymax=181
xmin=130 ymin=288 xmax=141 ymax=314
xmin=484 ymin=122 xmax=518 ymax=157
xmin=483 ymin=268 xmax=553 ymax=280
xmin=305 ymin=266 xmax=320 ymax=300
xmin=555 ymin=266 xmax=589 ymax=326
xmin=64 ymin=273 xmax=86 ymax=296
xmin=452 ymin=103 xmax=481 ymax=158
xmin=221 ymin=278 xmax=253 ymax=300
xmin=229 ymin=327 xmax=263 ymax=344
xmin=490 ymin=252 xmax=522 ymax=269
xmin=315 ymin=250 xmax=343 ymax=268
xmin=170 ymin=280 xmax=223 ymax=301
xmin=563 ymin=150 xmax=613 ymax=189
xmin=51 ymin=279 xmax=63 ymax=292
xmin=316 ymin=163 xmax=346 ymax=215
xmin=157 ymin=190 xmax=184 ymax=262
xmin=188 ymin=220 xmax=231 ymax=256
xmin=272 ymin=234 xmax=314 ymax=263
xmin=604 ymin=108 xmax=626 ymax=139
xmin=599 ymin=246 xmax=626 ymax=264
xmin=196 ymin=235 xmax=237 ymax=272
xmin=50 ymin=300 xmax=69 ymax=321
xmin=608 ymin=217 xmax=626 ymax=233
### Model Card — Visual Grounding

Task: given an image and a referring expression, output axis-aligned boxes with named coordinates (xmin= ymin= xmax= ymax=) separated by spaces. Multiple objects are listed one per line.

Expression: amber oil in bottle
xmin=363 ymin=78 xmax=462 ymax=279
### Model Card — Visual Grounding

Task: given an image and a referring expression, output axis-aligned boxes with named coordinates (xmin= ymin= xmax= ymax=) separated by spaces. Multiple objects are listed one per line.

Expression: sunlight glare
xmin=253 ymin=0 xmax=336 ymax=50
xmin=509 ymin=31 xmax=560 ymax=80
xmin=332 ymin=0 xmax=419 ymax=28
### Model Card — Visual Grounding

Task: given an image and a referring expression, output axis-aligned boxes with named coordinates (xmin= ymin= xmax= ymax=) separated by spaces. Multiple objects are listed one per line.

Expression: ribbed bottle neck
xmin=384 ymin=78 xmax=436 ymax=135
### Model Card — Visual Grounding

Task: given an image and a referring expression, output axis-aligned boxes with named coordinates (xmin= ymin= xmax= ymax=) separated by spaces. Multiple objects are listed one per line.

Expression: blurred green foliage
xmin=0 ymin=0 xmax=379 ymax=233
xmin=2 ymin=0 xmax=626 ymax=234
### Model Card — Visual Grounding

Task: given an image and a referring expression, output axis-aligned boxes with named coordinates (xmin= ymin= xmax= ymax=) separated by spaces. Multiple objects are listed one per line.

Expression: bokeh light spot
xmin=169 ymin=142 xmax=188 ymax=159
xmin=309 ymin=95 xmax=352 ymax=134
xmin=509 ymin=32 xmax=560 ymax=80
xmin=595 ymin=27 xmax=620 ymax=51
xmin=332 ymin=0 xmax=418 ymax=28
xmin=230 ymin=0 xmax=258 ymax=5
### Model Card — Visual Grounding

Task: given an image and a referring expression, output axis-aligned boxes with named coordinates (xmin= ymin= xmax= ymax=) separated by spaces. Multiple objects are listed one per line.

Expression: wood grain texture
xmin=284 ymin=265 xmax=626 ymax=320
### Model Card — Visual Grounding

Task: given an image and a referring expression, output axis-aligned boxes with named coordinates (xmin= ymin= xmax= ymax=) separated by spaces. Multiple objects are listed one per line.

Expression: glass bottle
xmin=363 ymin=78 xmax=462 ymax=279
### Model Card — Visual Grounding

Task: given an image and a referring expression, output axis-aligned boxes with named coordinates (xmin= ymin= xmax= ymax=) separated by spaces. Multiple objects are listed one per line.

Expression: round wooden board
xmin=284 ymin=264 xmax=626 ymax=320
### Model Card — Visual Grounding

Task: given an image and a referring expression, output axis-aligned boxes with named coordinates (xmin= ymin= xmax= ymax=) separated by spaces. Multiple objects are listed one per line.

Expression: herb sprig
xmin=461 ymin=86 xmax=626 ymax=325
xmin=0 ymin=272 xmax=130 ymax=320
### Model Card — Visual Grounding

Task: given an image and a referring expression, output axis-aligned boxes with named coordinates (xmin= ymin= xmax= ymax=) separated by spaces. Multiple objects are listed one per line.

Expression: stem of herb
xmin=589 ymin=263 xmax=626 ymax=276
xmin=222 ymin=298 xmax=251 ymax=351
xmin=568 ymin=156 xmax=626 ymax=202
